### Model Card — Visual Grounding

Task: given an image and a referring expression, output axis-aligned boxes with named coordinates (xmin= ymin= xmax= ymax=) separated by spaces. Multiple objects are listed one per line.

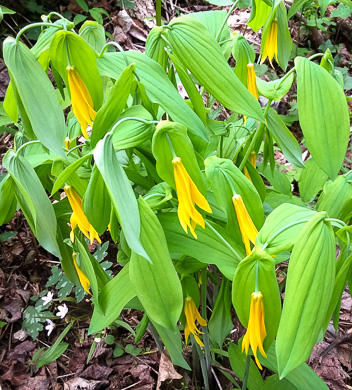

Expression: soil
xmin=1 ymin=0 xmax=352 ymax=389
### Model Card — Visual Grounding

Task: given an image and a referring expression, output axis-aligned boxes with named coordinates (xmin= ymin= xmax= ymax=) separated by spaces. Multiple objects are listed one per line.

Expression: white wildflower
xmin=56 ymin=303 xmax=68 ymax=319
xmin=42 ymin=291 xmax=54 ymax=306
xmin=45 ymin=319 xmax=55 ymax=336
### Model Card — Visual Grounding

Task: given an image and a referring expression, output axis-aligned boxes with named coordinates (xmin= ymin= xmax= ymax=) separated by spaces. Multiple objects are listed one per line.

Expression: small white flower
xmin=56 ymin=303 xmax=68 ymax=319
xmin=94 ymin=337 xmax=101 ymax=343
xmin=45 ymin=319 xmax=55 ymax=336
xmin=42 ymin=291 xmax=54 ymax=306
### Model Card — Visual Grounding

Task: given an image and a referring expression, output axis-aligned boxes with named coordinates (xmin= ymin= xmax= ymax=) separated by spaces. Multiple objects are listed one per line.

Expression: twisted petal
xmin=66 ymin=66 xmax=96 ymax=138
xmin=242 ymin=292 xmax=267 ymax=369
xmin=73 ymin=253 xmax=91 ymax=294
xmin=184 ymin=297 xmax=207 ymax=347
xmin=65 ymin=185 xmax=100 ymax=244
xmin=172 ymin=157 xmax=212 ymax=238
xmin=246 ymin=63 xmax=259 ymax=100
xmin=232 ymin=194 xmax=258 ymax=255
xmin=261 ymin=19 xmax=278 ymax=67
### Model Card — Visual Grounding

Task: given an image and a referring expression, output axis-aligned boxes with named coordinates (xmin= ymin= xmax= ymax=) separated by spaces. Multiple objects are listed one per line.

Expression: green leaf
xmin=232 ymin=247 xmax=281 ymax=350
xmin=205 ymin=156 xmax=264 ymax=244
xmin=145 ymin=26 xmax=168 ymax=70
xmin=151 ymin=320 xmax=190 ymax=369
xmin=158 ymin=213 xmax=244 ymax=280
xmin=317 ymin=173 xmax=352 ymax=221
xmin=3 ymin=151 xmax=60 ymax=257
xmin=91 ymin=64 xmax=135 ymax=147
xmin=256 ymin=203 xmax=316 ymax=254
xmin=259 ymin=342 xmax=329 ymax=390
xmin=97 ymin=51 xmax=208 ymax=144
xmin=189 ymin=10 xmax=230 ymax=43
xmin=89 ymin=264 xmax=135 ymax=334
xmin=112 ymin=105 xmax=154 ymax=150
xmin=266 ymin=108 xmax=304 ymax=168
xmin=130 ymin=198 xmax=183 ymax=329
xmin=83 ymin=165 xmax=111 ymax=234
xmin=276 ymin=212 xmax=335 ymax=378
xmin=49 ymin=30 xmax=103 ymax=110
xmin=152 ymin=121 xmax=206 ymax=193
xmin=3 ymin=38 xmax=66 ymax=157
xmin=295 ymin=57 xmax=350 ymax=179
xmin=75 ymin=0 xmax=89 ymax=12
xmin=288 ymin=0 xmax=310 ymax=18
xmin=208 ymin=279 xmax=233 ymax=347
xmin=248 ymin=0 xmax=271 ymax=32
xmin=94 ymin=132 xmax=149 ymax=261
xmin=299 ymin=158 xmax=329 ymax=202
xmin=232 ymin=34 xmax=255 ymax=86
xmin=164 ymin=16 xmax=264 ymax=121
xmin=276 ymin=1 xmax=292 ymax=71
xmin=228 ymin=343 xmax=264 ymax=390
xmin=79 ymin=21 xmax=106 ymax=52
xmin=0 ymin=175 xmax=17 ymax=225
xmin=256 ymin=73 xmax=295 ymax=101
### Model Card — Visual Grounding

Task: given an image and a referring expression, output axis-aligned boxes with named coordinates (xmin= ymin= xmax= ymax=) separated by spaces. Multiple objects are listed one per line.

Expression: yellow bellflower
xmin=72 ymin=253 xmax=91 ymax=294
xmin=232 ymin=194 xmax=258 ymax=255
xmin=261 ymin=19 xmax=278 ymax=67
xmin=66 ymin=66 xmax=96 ymax=139
xmin=64 ymin=185 xmax=101 ymax=245
xmin=244 ymin=151 xmax=257 ymax=182
xmin=184 ymin=297 xmax=207 ymax=347
xmin=246 ymin=63 xmax=258 ymax=100
xmin=242 ymin=291 xmax=267 ymax=369
xmin=172 ymin=157 xmax=212 ymax=239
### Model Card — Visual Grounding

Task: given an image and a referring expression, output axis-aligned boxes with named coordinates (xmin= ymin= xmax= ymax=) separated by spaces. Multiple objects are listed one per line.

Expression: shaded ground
xmin=1 ymin=0 xmax=352 ymax=389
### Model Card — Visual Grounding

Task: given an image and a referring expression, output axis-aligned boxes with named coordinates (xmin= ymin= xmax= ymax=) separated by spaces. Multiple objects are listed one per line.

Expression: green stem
xmin=193 ymin=337 xmax=210 ymax=390
xmin=242 ymin=354 xmax=251 ymax=390
xmin=16 ymin=140 xmax=41 ymax=155
xmin=165 ymin=132 xmax=177 ymax=159
xmin=261 ymin=218 xmax=311 ymax=250
xmin=16 ymin=23 xmax=63 ymax=44
xmin=148 ymin=322 xmax=164 ymax=352
xmin=201 ymin=268 xmax=212 ymax=381
xmin=156 ymin=0 xmax=162 ymax=26
xmin=238 ymin=100 xmax=272 ymax=172
xmin=255 ymin=262 xmax=259 ymax=292
xmin=215 ymin=1 xmax=239 ymax=41
xmin=46 ymin=12 xmax=65 ymax=21
xmin=219 ymin=135 xmax=224 ymax=158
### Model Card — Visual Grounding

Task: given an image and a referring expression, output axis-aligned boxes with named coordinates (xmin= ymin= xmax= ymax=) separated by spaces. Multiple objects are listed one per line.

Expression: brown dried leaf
xmin=156 ymin=352 xmax=182 ymax=390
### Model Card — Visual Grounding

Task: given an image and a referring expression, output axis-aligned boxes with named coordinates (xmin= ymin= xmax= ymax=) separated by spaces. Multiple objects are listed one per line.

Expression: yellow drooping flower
xmin=64 ymin=185 xmax=101 ymax=245
xmin=66 ymin=66 xmax=96 ymax=139
xmin=72 ymin=253 xmax=91 ymax=294
xmin=261 ymin=19 xmax=278 ymax=67
xmin=232 ymin=194 xmax=258 ymax=255
xmin=242 ymin=291 xmax=267 ymax=369
xmin=172 ymin=157 xmax=212 ymax=239
xmin=184 ymin=297 xmax=207 ymax=347
xmin=247 ymin=63 xmax=258 ymax=100
xmin=244 ymin=152 xmax=257 ymax=182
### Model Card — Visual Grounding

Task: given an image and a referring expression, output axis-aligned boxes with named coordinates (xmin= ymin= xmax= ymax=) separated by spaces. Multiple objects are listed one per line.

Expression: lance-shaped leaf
xmin=3 ymin=151 xmax=60 ymax=257
xmin=256 ymin=203 xmax=316 ymax=254
xmin=299 ymin=158 xmax=329 ymax=202
xmin=256 ymin=73 xmax=295 ymax=102
xmin=152 ymin=121 xmax=206 ymax=193
xmin=205 ymin=156 xmax=264 ymax=243
xmin=130 ymin=198 xmax=183 ymax=330
xmin=49 ymin=30 xmax=103 ymax=109
xmin=232 ymin=33 xmax=255 ymax=86
xmin=276 ymin=212 xmax=335 ymax=378
xmin=164 ymin=16 xmax=264 ymax=121
xmin=83 ymin=165 xmax=111 ymax=234
xmin=145 ymin=26 xmax=168 ymax=70
xmin=91 ymin=64 xmax=135 ymax=147
xmin=266 ymin=108 xmax=304 ymax=168
xmin=79 ymin=21 xmax=106 ymax=52
xmin=94 ymin=133 xmax=150 ymax=261
xmin=159 ymin=212 xmax=244 ymax=280
xmin=3 ymin=37 xmax=66 ymax=157
xmin=97 ymin=51 xmax=208 ymax=143
xmin=89 ymin=264 xmax=135 ymax=334
xmin=0 ymin=175 xmax=17 ymax=225
xmin=296 ymin=57 xmax=350 ymax=179
xmin=317 ymin=172 xmax=352 ymax=222
xmin=232 ymin=246 xmax=282 ymax=351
